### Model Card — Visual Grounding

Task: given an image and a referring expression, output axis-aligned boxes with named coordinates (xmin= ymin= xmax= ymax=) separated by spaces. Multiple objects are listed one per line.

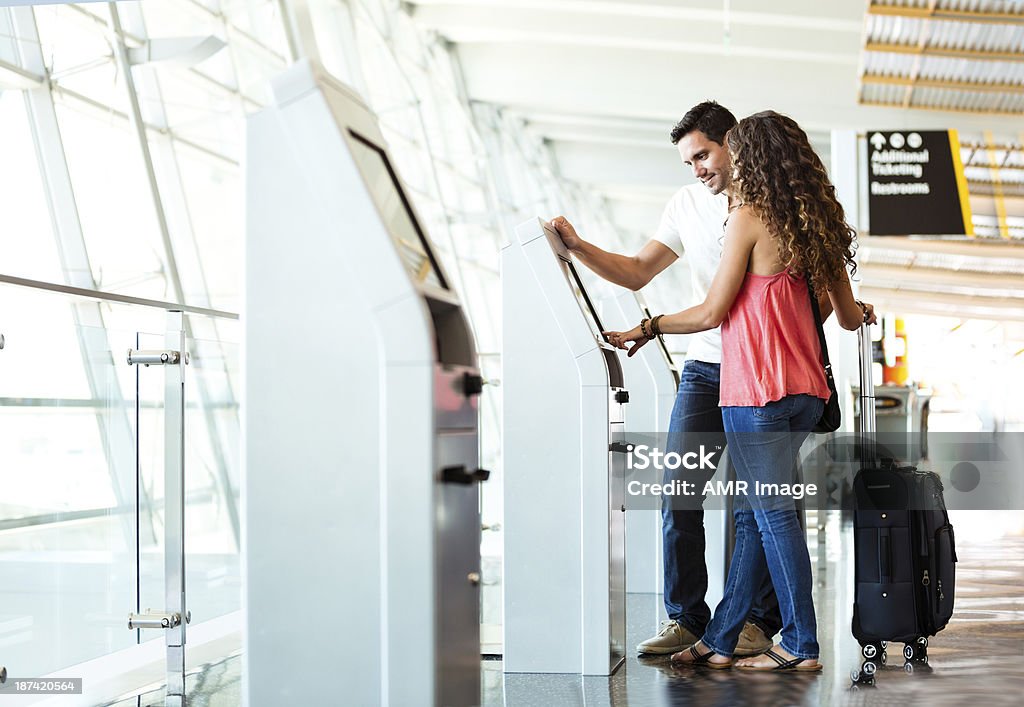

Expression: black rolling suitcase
xmin=851 ymin=323 xmax=957 ymax=666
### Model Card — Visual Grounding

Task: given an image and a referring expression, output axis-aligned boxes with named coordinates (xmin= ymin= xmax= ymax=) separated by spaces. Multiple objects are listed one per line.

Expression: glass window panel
xmin=147 ymin=66 xmax=243 ymax=160
xmin=351 ymin=0 xmax=391 ymax=38
xmin=35 ymin=4 xmax=130 ymax=114
xmin=140 ymin=0 xmax=221 ymax=37
xmin=172 ymin=144 xmax=243 ymax=312
xmin=220 ymin=0 xmax=290 ymax=59
xmin=139 ymin=0 xmax=238 ymax=93
xmin=54 ymin=100 xmax=167 ymax=298
xmin=0 ymin=288 xmax=93 ymax=400
xmin=229 ymin=36 xmax=284 ymax=105
xmin=353 ymin=12 xmax=406 ymax=107
xmin=0 ymin=9 xmax=18 ymax=65
xmin=379 ymin=120 xmax=432 ymax=195
xmin=190 ymin=48 xmax=240 ymax=94
xmin=0 ymin=92 xmax=64 ymax=283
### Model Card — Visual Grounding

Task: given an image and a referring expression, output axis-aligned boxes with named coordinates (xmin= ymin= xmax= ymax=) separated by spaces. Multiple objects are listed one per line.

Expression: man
xmin=550 ymin=101 xmax=781 ymax=657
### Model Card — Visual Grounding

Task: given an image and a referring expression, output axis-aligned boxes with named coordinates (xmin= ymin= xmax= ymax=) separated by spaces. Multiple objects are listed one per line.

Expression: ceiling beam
xmin=864 ymin=41 xmax=1024 ymax=63
xmin=410 ymin=2 xmax=861 ymax=64
xmin=862 ymin=73 xmax=1024 ymax=95
xmin=859 ymin=99 xmax=1024 ymax=118
xmin=860 ymin=263 xmax=1024 ymax=292
xmin=859 ymin=235 xmax=1024 ymax=259
xmin=455 ymin=43 xmax=1024 ymax=135
xmin=408 ymin=0 xmax=864 ymax=33
xmin=866 ymin=2 xmax=1024 ymax=26
xmin=859 ymin=286 xmax=1024 ymax=322
xmin=426 ymin=28 xmax=857 ymax=65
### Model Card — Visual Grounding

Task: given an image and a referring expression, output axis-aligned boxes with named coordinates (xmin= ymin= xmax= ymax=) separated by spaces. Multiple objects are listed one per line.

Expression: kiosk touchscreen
xmin=595 ymin=291 xmax=727 ymax=613
xmin=244 ymin=60 xmax=484 ymax=706
xmin=502 ymin=217 xmax=627 ymax=676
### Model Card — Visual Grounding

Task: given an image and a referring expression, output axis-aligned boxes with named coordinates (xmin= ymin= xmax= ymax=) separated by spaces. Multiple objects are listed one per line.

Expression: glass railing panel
xmin=182 ymin=323 xmax=241 ymax=623
xmin=0 ymin=278 xmax=240 ymax=678
xmin=0 ymin=282 xmax=140 ymax=674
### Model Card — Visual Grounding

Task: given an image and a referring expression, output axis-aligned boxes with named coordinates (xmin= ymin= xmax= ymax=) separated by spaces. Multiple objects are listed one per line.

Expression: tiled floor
xmin=484 ymin=515 xmax=1024 ymax=707
xmin=111 ymin=515 xmax=1024 ymax=706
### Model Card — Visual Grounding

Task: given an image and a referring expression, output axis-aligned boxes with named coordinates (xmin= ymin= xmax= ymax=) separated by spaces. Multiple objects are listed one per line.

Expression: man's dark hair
xmin=670 ymin=101 xmax=737 ymax=145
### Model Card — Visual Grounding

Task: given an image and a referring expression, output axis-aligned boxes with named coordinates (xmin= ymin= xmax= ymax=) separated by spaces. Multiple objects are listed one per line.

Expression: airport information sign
xmin=867 ymin=129 xmax=973 ymax=237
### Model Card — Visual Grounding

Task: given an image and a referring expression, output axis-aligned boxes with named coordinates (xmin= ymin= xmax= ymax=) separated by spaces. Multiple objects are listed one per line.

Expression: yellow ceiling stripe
xmin=983 ymin=130 xmax=1010 ymax=240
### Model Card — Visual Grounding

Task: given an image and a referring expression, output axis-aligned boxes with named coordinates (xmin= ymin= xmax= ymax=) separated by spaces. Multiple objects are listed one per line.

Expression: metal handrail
xmin=0 ymin=273 xmax=239 ymax=320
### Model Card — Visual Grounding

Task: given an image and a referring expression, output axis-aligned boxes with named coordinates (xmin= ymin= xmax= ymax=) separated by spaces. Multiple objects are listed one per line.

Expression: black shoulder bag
xmin=807 ymin=279 xmax=841 ymax=433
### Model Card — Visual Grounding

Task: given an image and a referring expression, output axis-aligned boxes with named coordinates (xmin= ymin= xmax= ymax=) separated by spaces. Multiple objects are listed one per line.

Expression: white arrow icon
xmin=870 ymin=132 xmax=886 ymax=150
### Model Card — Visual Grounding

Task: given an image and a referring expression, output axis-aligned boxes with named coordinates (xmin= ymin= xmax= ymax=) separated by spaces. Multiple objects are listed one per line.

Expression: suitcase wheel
xmin=903 ymin=639 xmax=929 ymax=662
xmin=861 ymin=642 xmax=885 ymax=660
xmin=851 ymin=663 xmax=878 ymax=687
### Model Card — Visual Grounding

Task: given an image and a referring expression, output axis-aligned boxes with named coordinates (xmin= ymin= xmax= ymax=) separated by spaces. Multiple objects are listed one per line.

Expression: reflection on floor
xmin=110 ymin=518 xmax=1023 ymax=706
xmin=101 ymin=651 xmax=241 ymax=707
xmin=484 ymin=517 xmax=1024 ymax=707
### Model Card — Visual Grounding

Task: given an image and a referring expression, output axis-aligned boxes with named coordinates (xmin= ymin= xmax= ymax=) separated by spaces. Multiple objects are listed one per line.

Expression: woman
xmin=606 ymin=111 xmax=876 ymax=671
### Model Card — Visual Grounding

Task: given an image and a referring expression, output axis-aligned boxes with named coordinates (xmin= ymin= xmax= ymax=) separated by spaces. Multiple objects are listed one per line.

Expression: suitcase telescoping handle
xmin=858 ymin=322 xmax=875 ymax=464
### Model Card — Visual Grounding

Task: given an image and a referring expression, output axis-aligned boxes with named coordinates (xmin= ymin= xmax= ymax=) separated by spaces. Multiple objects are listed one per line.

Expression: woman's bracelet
xmin=855 ymin=299 xmax=869 ymax=323
xmin=651 ymin=314 xmax=664 ymax=336
xmin=639 ymin=318 xmax=650 ymax=339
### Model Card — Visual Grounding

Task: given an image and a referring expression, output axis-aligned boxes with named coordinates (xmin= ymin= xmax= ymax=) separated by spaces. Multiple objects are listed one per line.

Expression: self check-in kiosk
xmin=595 ymin=291 xmax=727 ymax=613
xmin=502 ymin=217 xmax=627 ymax=676
xmin=245 ymin=60 xmax=483 ymax=706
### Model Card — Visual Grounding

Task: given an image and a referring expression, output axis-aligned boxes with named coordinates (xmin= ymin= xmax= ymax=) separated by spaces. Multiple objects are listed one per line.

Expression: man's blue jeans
xmin=701 ymin=394 xmax=824 ymax=659
xmin=662 ymin=360 xmax=782 ymax=639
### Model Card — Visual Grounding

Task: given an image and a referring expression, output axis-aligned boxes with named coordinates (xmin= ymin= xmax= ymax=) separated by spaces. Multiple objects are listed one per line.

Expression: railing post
xmin=164 ymin=310 xmax=187 ymax=706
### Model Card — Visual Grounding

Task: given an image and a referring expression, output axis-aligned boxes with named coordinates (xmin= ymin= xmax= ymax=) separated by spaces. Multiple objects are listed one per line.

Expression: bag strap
xmin=806 ymin=277 xmax=832 ymax=375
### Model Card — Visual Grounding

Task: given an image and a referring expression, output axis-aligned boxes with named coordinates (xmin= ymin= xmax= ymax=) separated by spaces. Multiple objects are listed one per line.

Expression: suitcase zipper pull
xmin=922 ymin=570 xmax=930 ymax=586
xmin=938 ymin=578 xmax=944 ymax=601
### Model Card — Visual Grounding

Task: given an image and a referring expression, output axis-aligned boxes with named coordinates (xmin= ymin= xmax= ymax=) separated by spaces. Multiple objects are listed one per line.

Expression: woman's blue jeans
xmin=701 ymin=394 xmax=824 ymax=660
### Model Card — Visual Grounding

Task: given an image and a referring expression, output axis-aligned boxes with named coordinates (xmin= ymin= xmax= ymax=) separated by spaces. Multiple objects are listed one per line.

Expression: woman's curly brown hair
xmin=726 ymin=111 xmax=857 ymax=293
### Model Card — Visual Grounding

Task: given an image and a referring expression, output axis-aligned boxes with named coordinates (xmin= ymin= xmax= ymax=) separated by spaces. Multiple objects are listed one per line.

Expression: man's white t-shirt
xmin=653 ymin=183 xmax=729 ymax=365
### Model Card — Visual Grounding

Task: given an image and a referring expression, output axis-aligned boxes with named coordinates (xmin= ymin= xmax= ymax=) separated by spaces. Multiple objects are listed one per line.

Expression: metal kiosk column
xmin=502 ymin=217 xmax=627 ymax=676
xmin=245 ymin=60 xmax=485 ymax=706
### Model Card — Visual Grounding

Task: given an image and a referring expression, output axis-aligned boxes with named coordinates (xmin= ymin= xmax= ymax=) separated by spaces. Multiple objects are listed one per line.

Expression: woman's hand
xmin=860 ymin=300 xmax=878 ymax=326
xmin=604 ymin=325 xmax=650 ymax=357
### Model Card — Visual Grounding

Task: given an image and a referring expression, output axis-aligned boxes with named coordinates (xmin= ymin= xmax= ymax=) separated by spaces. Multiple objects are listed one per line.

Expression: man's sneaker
xmin=734 ymin=622 xmax=774 ymax=656
xmin=636 ymin=620 xmax=699 ymax=655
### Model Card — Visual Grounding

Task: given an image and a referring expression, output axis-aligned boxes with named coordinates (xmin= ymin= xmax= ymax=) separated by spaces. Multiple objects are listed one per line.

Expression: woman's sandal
xmin=669 ymin=642 xmax=733 ymax=670
xmin=735 ymin=647 xmax=822 ymax=672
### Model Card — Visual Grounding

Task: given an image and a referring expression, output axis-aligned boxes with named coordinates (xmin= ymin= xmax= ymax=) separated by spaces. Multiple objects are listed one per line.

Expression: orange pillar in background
xmin=883 ymin=317 xmax=909 ymax=386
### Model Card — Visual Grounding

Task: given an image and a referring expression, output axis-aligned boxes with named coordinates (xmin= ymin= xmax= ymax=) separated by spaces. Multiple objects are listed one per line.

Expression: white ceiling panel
xmin=403 ymin=0 xmax=1024 ymax=292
